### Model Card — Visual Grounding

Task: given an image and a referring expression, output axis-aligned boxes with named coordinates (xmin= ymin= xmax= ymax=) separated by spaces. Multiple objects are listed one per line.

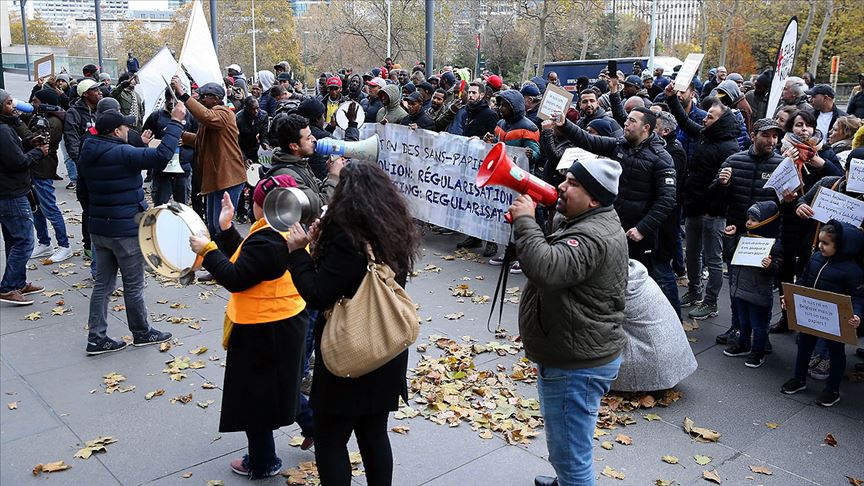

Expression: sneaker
xmin=723 ymin=343 xmax=751 ymax=357
xmin=701 ymin=268 xmax=709 ymax=280
xmin=688 ymin=302 xmax=718 ymax=320
xmin=65 ymin=181 xmax=76 ymax=189
xmin=814 ymin=389 xmax=840 ymax=407
xmin=745 ymin=352 xmax=765 ymax=368
xmin=510 ymin=262 xmax=522 ymax=274
xmin=230 ymin=455 xmax=282 ymax=479
xmin=456 ymin=236 xmax=482 ymax=249
xmin=680 ymin=291 xmax=703 ymax=308
xmin=0 ymin=290 xmax=34 ymax=306
xmin=30 ymin=243 xmax=53 ymax=259
xmin=132 ymin=329 xmax=172 ymax=347
xmin=86 ymin=337 xmax=128 ymax=355
xmin=46 ymin=246 xmax=73 ymax=263
xmin=780 ymin=378 xmax=806 ymax=395
xmin=19 ymin=282 xmax=44 ymax=296
xmin=769 ymin=319 xmax=789 ymax=334
xmin=482 ymin=242 xmax=498 ymax=258
xmin=489 ymin=255 xmax=505 ymax=266
xmin=715 ymin=326 xmax=739 ymax=345
xmin=809 ymin=359 xmax=830 ymax=380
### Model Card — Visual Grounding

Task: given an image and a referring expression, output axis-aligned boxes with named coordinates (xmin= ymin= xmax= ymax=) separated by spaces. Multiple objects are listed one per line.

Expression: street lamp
xmin=302 ymin=31 xmax=309 ymax=89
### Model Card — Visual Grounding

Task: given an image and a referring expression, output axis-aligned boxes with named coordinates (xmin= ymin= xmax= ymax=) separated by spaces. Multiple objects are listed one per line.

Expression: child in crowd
xmin=724 ymin=201 xmax=783 ymax=368
xmin=781 ymin=220 xmax=863 ymax=407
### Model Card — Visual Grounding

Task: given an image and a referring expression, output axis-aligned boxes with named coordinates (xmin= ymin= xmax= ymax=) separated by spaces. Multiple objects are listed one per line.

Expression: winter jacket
xmin=656 ymin=133 xmax=687 ymax=261
xmin=797 ymin=220 xmax=864 ymax=318
xmin=847 ymin=87 xmax=864 ymax=119
xmin=398 ymin=109 xmax=436 ymax=131
xmin=77 ymin=121 xmax=182 ymax=237
xmin=0 ymin=114 xmax=44 ymax=199
xmin=179 ymin=95 xmax=247 ymax=194
xmin=730 ymin=109 xmax=751 ymax=150
xmin=126 ymin=57 xmax=139 ymax=73
xmin=27 ymin=108 xmax=65 ymax=180
xmin=142 ymin=109 xmax=198 ymax=175
xmin=493 ymin=89 xmax=541 ymax=165
xmin=446 ymin=107 xmax=467 ymax=135
xmin=776 ymin=95 xmax=813 ymax=115
xmin=576 ymin=107 xmax=619 ymax=133
xmin=364 ymin=97 xmax=384 ymax=123
xmin=514 ymin=206 xmax=628 ymax=369
xmin=729 ymin=204 xmax=783 ymax=306
xmin=63 ymin=97 xmax=97 ymax=164
xmin=375 ymin=84 xmax=407 ymax=124
xmin=778 ymin=145 xmax=843 ymax=243
xmin=668 ymin=95 xmax=741 ymax=217
xmin=265 ymin=150 xmax=336 ymax=218
xmin=306 ymin=123 xmax=360 ymax=181
xmin=540 ymin=128 xmax=572 ymax=188
xmin=236 ymin=109 xmax=269 ymax=162
xmin=711 ymin=147 xmax=784 ymax=233
xmin=675 ymin=101 xmax=707 ymax=161
xmin=557 ymin=120 xmax=677 ymax=239
xmin=714 ymin=80 xmax=754 ymax=134
xmin=110 ymin=84 xmax=145 ymax=131
xmin=746 ymin=90 xmax=770 ymax=121
xmin=462 ymin=100 xmax=499 ymax=139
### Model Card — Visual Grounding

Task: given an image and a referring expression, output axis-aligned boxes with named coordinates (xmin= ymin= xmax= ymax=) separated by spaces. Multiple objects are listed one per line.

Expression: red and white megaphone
xmin=476 ymin=142 xmax=558 ymax=223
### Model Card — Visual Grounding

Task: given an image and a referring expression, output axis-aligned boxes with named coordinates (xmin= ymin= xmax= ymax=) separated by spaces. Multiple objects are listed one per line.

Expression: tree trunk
xmin=522 ymin=35 xmax=536 ymax=83
xmin=808 ymin=0 xmax=833 ymax=76
xmin=718 ymin=0 xmax=740 ymax=67
xmin=795 ymin=0 xmax=816 ymax=57
xmin=580 ymin=23 xmax=589 ymax=60
xmin=537 ymin=0 xmax=548 ymax=72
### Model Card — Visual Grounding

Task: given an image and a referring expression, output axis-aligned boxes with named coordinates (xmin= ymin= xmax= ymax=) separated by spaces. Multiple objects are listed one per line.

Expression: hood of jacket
xmin=529 ymin=76 xmax=547 ymax=94
xmin=258 ymin=70 xmax=275 ymax=91
xmin=745 ymin=200 xmax=781 ymax=238
xmin=702 ymin=107 xmax=740 ymax=141
xmin=824 ymin=220 xmax=864 ymax=260
xmin=715 ymin=79 xmax=743 ymax=105
xmin=69 ymin=96 xmax=95 ymax=116
xmin=626 ymin=258 xmax=650 ymax=299
xmin=271 ymin=149 xmax=309 ymax=169
xmin=381 ymin=84 xmax=402 ymax=110
xmin=496 ymin=89 xmax=525 ymax=123
xmin=466 ymin=98 xmax=491 ymax=115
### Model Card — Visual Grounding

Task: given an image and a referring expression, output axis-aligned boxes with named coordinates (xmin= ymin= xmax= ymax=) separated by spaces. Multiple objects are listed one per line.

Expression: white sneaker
xmin=47 ymin=246 xmax=73 ymax=263
xmin=30 ymin=243 xmax=53 ymax=259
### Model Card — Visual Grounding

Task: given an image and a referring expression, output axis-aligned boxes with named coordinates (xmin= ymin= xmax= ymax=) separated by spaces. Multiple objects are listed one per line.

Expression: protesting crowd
xmin=2 ymin=48 xmax=864 ymax=486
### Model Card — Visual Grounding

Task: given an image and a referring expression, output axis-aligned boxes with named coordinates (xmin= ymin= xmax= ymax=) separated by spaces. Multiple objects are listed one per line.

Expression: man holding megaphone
xmin=509 ymin=157 xmax=628 ymax=486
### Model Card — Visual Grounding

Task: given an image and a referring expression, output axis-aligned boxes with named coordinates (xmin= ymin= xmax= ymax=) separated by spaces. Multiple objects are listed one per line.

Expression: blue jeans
xmin=685 ymin=215 xmax=725 ymax=305
xmin=812 ymin=338 xmax=829 ymax=359
xmin=87 ymin=234 xmax=150 ymax=341
xmin=65 ymin=158 xmax=77 ymax=182
xmin=297 ymin=392 xmax=314 ymax=438
xmin=152 ymin=173 xmax=191 ymax=206
xmin=538 ymin=356 xmax=621 ymax=486
xmin=0 ymin=196 xmax=36 ymax=293
xmin=303 ymin=309 xmax=320 ymax=376
xmin=733 ymin=298 xmax=772 ymax=353
xmin=31 ymin=178 xmax=70 ymax=248
xmin=205 ymin=183 xmax=244 ymax=236
xmin=651 ymin=255 xmax=681 ymax=319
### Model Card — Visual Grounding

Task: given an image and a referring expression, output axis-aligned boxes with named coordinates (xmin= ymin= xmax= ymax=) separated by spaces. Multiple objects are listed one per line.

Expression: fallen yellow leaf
xmin=694 ymin=455 xmax=712 ymax=465
xmin=601 ymin=466 xmax=626 ymax=480
xmin=765 ymin=422 xmax=780 ymax=429
xmin=703 ymin=469 xmax=721 ymax=484
xmin=390 ymin=425 xmax=410 ymax=434
xmin=684 ymin=417 xmax=721 ymax=442
xmin=23 ymin=312 xmax=42 ymax=321
xmin=601 ymin=441 xmax=614 ymax=450
xmin=749 ymin=465 xmax=773 ymax=475
xmin=661 ymin=455 xmax=679 ymax=464
xmin=615 ymin=434 xmax=633 ymax=445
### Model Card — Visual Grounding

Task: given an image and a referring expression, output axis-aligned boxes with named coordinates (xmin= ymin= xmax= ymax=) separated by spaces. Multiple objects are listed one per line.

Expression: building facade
xmin=609 ymin=0 xmax=700 ymax=48
xmin=12 ymin=0 xmax=130 ymax=37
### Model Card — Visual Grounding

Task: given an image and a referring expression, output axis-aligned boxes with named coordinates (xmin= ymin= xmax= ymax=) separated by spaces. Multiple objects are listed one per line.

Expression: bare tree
xmin=795 ymin=0 xmax=816 ymax=56
xmin=718 ymin=0 xmax=741 ymax=67
xmin=808 ymin=0 xmax=834 ymax=75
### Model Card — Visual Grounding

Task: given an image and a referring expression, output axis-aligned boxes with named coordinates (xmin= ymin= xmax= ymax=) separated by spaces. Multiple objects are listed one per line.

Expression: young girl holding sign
xmin=780 ymin=220 xmax=863 ymax=407
xmin=724 ymin=201 xmax=783 ymax=368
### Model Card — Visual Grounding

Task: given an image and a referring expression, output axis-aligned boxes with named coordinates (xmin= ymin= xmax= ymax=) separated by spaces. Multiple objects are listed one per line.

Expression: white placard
xmin=792 ymin=294 xmax=841 ymax=338
xmin=556 ymin=147 xmax=606 ymax=173
xmin=674 ymin=53 xmax=705 ymax=92
xmin=810 ymin=187 xmax=864 ymax=226
xmin=731 ymin=237 xmax=775 ymax=267
xmin=537 ymin=83 xmax=574 ymax=121
xmin=763 ymin=157 xmax=801 ymax=199
xmin=846 ymin=158 xmax=864 ymax=194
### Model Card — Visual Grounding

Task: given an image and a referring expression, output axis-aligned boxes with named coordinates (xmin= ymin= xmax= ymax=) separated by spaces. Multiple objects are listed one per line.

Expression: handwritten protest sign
xmin=556 ymin=147 xmax=606 ymax=173
xmin=731 ymin=237 xmax=775 ymax=267
xmin=538 ymin=84 xmax=574 ymax=121
xmin=358 ymin=124 xmax=529 ymax=244
xmin=34 ymin=54 xmax=54 ymax=80
xmin=763 ymin=157 xmax=801 ymax=199
xmin=782 ymin=283 xmax=857 ymax=345
xmin=810 ymin=186 xmax=864 ymax=226
xmin=674 ymin=53 xmax=705 ymax=92
xmin=846 ymin=158 xmax=864 ymax=194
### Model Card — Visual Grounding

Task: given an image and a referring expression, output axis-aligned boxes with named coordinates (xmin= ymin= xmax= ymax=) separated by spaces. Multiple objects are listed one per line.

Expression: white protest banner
xmin=556 ymin=147 xmax=606 ymax=173
xmin=178 ymin=0 xmax=224 ymax=97
xmin=810 ymin=186 xmax=864 ymax=226
xmin=846 ymin=158 xmax=864 ymax=194
xmin=134 ymin=46 xmax=191 ymax=121
xmin=34 ymin=54 xmax=54 ymax=79
xmin=763 ymin=157 xmax=801 ymax=199
xmin=358 ymin=124 xmax=529 ymax=245
xmin=731 ymin=237 xmax=775 ymax=267
xmin=538 ymin=83 xmax=574 ymax=121
xmin=783 ymin=283 xmax=857 ymax=345
xmin=766 ymin=17 xmax=798 ymax=117
xmin=674 ymin=53 xmax=705 ymax=92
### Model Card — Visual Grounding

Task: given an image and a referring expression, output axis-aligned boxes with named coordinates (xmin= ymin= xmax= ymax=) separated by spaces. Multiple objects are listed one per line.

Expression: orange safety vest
xmin=225 ymin=219 xmax=306 ymax=324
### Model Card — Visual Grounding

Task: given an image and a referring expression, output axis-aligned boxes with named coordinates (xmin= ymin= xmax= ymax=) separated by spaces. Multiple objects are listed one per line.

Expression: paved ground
xmin=2 ymin=72 xmax=863 ymax=485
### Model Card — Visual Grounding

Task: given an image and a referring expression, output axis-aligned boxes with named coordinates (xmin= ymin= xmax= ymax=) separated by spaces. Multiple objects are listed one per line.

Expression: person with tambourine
xmin=189 ymin=174 xmax=313 ymax=479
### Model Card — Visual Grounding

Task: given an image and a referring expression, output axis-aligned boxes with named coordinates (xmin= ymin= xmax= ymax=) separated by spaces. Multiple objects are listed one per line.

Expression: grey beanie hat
xmin=567 ymin=158 xmax=622 ymax=207
xmin=96 ymin=97 xmax=121 ymax=113
xmin=0 ymin=88 xmax=11 ymax=105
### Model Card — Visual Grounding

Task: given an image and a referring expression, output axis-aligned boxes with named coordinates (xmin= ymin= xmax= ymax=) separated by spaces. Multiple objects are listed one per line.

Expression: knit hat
xmin=746 ymin=200 xmax=780 ymax=237
xmin=520 ymin=82 xmax=541 ymax=98
xmin=755 ymin=69 xmax=773 ymax=90
xmin=297 ymin=98 xmax=325 ymax=121
xmin=587 ymin=118 xmax=620 ymax=138
xmin=96 ymin=97 xmax=121 ymax=113
xmin=0 ymin=88 xmax=11 ymax=105
xmin=98 ymin=73 xmax=111 ymax=81
xmin=34 ymin=88 xmax=60 ymax=106
xmin=567 ymin=159 xmax=622 ymax=207
xmin=486 ymin=74 xmax=503 ymax=90
xmin=530 ymin=76 xmax=547 ymax=95
xmin=747 ymin=200 xmax=779 ymax=222
xmin=56 ymin=73 xmax=70 ymax=83
xmin=253 ymin=174 xmax=298 ymax=208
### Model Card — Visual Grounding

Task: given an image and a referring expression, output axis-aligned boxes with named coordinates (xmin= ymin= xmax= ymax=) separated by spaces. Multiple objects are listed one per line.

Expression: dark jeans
xmin=685 ymin=215 xmax=725 ymax=305
xmin=32 ymin=177 xmax=69 ymax=248
xmin=723 ymin=233 xmax=739 ymax=330
xmin=245 ymin=430 xmax=278 ymax=478
xmin=87 ymin=234 xmax=150 ymax=341
xmin=314 ymin=411 xmax=393 ymax=486
xmin=65 ymin=157 xmax=78 ymax=182
xmin=205 ymin=184 xmax=244 ymax=236
xmin=75 ymin=183 xmax=91 ymax=251
xmin=303 ymin=309 xmax=320 ymax=376
xmin=0 ymin=196 xmax=35 ymax=293
xmin=651 ymin=255 xmax=681 ymax=319
xmin=794 ymin=333 xmax=847 ymax=392
xmin=151 ymin=173 xmax=191 ymax=206
xmin=734 ymin=298 xmax=772 ymax=352
xmin=296 ymin=392 xmax=315 ymax=438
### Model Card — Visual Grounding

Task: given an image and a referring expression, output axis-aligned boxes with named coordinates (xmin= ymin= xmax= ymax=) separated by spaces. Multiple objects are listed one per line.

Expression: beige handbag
xmin=320 ymin=248 xmax=419 ymax=378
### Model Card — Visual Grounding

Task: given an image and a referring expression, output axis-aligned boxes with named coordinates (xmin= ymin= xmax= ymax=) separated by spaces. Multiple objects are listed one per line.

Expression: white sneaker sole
xmin=30 ymin=249 xmax=53 ymax=259
xmin=47 ymin=249 xmax=74 ymax=263
xmin=0 ymin=297 xmax=35 ymax=306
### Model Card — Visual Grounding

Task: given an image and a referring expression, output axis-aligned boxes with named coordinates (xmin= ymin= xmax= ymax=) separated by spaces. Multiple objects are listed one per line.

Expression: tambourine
xmin=335 ymin=101 xmax=365 ymax=130
xmin=138 ymin=202 xmax=209 ymax=285
xmin=246 ymin=163 xmax=263 ymax=187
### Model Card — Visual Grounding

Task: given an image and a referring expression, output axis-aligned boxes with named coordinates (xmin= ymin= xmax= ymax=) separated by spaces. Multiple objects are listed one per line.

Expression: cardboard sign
xmin=846 ymin=158 xmax=864 ymax=194
xmin=763 ymin=157 xmax=802 ymax=199
xmin=810 ymin=186 xmax=864 ymax=226
xmin=34 ymin=53 xmax=54 ymax=80
xmin=782 ymin=283 xmax=857 ymax=345
xmin=674 ymin=53 xmax=705 ymax=92
xmin=538 ymin=83 xmax=574 ymax=121
xmin=556 ymin=147 xmax=606 ymax=173
xmin=731 ymin=237 xmax=775 ymax=267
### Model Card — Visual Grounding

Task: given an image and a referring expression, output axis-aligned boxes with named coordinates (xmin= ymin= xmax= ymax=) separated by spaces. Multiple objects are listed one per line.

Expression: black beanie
xmin=34 ymin=88 xmax=60 ymax=106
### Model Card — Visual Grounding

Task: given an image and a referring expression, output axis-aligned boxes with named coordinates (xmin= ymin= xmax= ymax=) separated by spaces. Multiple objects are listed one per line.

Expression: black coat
xmin=463 ymin=100 xmax=499 ymax=139
xmin=142 ymin=109 xmax=199 ymax=175
xmin=235 ymin=109 xmax=269 ymax=163
xmin=399 ymin=110 xmax=437 ymax=131
xmin=63 ymin=97 xmax=96 ymax=163
xmin=202 ymin=225 xmax=307 ymax=433
xmin=779 ymin=146 xmax=843 ymax=243
xmin=286 ymin=223 xmax=409 ymax=417
xmin=656 ymin=134 xmax=687 ymax=260
xmin=0 ymin=114 xmax=44 ymax=199
xmin=668 ymin=95 xmax=741 ymax=217
xmin=711 ymin=148 xmax=784 ymax=233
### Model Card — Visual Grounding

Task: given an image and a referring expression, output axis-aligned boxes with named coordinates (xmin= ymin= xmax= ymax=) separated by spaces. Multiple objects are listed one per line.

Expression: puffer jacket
xmin=797 ymin=220 xmax=864 ymax=318
xmin=557 ymin=120 xmax=677 ymax=239
xmin=729 ymin=201 xmax=783 ymax=306
xmin=668 ymin=95 xmax=740 ymax=217
xmin=711 ymin=147 xmax=784 ymax=233
xmin=656 ymin=133 xmax=686 ymax=261
xmin=63 ymin=97 xmax=97 ymax=163
xmin=142 ymin=108 xmax=198 ymax=175
xmin=77 ymin=121 xmax=182 ymax=237
xmin=513 ymin=206 xmax=628 ymax=369
xmin=493 ymin=89 xmax=541 ymax=165
xmin=375 ymin=84 xmax=407 ymax=124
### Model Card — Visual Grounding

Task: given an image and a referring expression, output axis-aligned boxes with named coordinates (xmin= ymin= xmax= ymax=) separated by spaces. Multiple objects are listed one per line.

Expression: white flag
xmin=179 ymin=0 xmax=224 ymax=95
xmin=134 ymin=46 xmax=190 ymax=121
xmin=766 ymin=17 xmax=798 ymax=118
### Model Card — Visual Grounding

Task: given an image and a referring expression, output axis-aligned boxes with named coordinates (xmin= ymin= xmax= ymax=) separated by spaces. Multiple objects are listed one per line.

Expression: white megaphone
xmin=314 ymin=134 xmax=379 ymax=162
xmin=163 ymin=147 xmax=185 ymax=174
